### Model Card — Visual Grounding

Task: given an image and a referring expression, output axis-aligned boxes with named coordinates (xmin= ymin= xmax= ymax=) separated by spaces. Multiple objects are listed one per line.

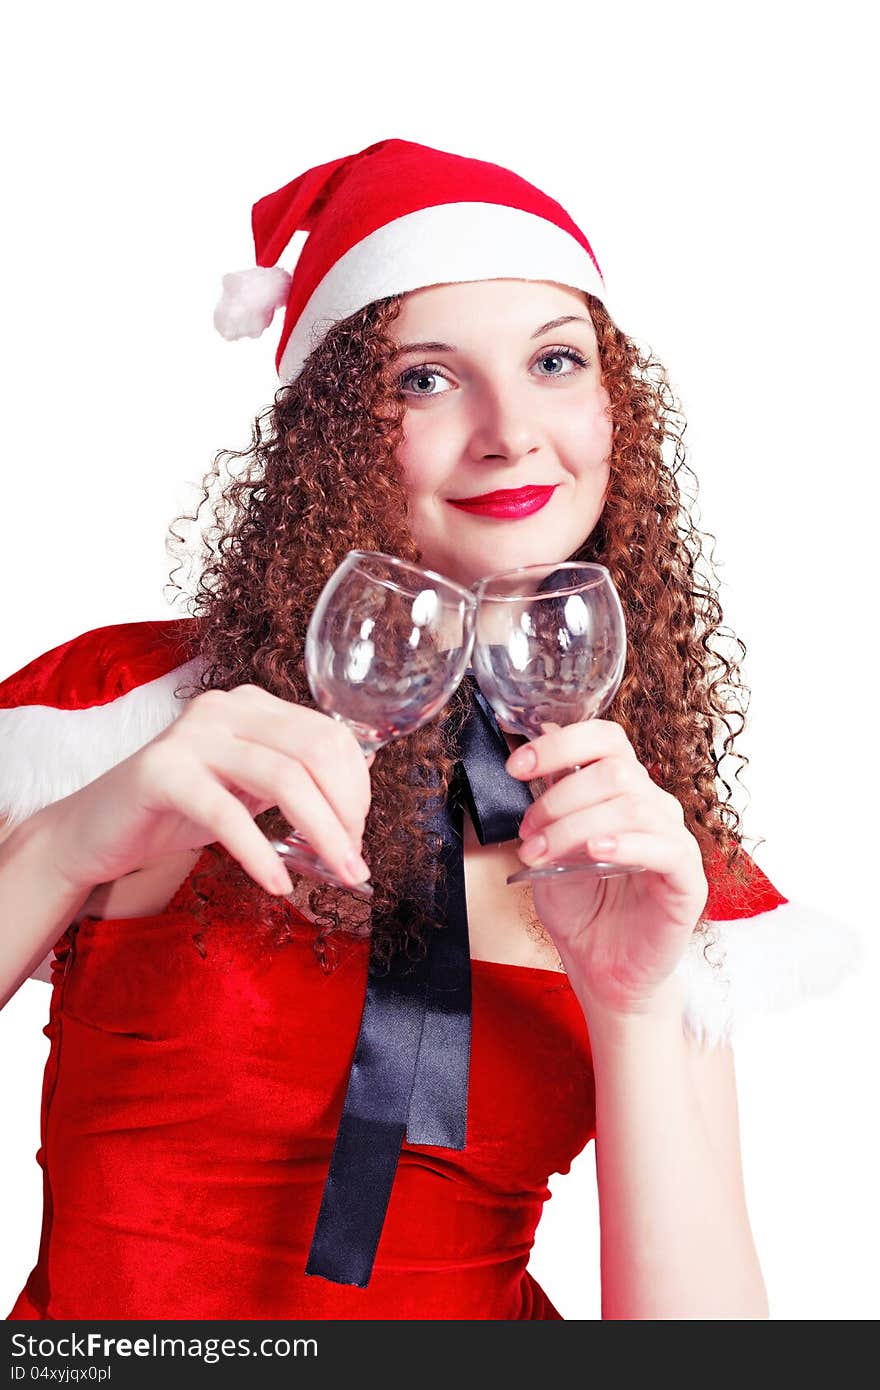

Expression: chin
xmin=419 ymin=534 xmax=584 ymax=588
xmin=479 ymin=544 xmax=574 ymax=577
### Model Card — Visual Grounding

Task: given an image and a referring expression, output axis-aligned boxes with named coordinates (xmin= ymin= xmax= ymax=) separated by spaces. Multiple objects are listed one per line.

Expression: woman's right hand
xmin=46 ymin=685 xmax=375 ymax=896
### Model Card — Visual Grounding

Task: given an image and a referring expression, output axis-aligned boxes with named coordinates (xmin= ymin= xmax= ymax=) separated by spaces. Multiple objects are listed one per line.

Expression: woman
xmin=0 ymin=138 xmax=851 ymax=1320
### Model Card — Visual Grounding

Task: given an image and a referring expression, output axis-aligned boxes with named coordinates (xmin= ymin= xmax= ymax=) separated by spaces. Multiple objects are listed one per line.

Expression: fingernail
xmin=507 ymin=745 xmax=536 ymax=775
xmin=344 ymin=851 xmax=371 ymax=883
xmin=272 ymin=863 xmax=294 ymax=895
xmin=591 ymin=836 xmax=617 ymax=853
xmin=520 ymin=834 xmax=547 ymax=863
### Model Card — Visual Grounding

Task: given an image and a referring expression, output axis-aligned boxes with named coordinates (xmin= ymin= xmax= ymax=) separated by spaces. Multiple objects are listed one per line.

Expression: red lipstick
xmin=447 ymin=485 xmax=557 ymax=519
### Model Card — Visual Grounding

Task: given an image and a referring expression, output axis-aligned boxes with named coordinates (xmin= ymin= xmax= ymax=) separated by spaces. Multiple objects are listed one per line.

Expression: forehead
xmin=392 ymin=279 xmax=593 ymax=335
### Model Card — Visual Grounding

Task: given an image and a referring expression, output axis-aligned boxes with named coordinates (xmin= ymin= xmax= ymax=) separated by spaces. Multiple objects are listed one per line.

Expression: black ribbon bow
xmin=305 ymin=675 xmax=535 ymax=1287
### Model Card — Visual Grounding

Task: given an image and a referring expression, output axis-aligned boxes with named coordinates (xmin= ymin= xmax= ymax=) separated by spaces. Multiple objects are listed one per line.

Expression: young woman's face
xmin=391 ymin=278 xmax=613 ymax=589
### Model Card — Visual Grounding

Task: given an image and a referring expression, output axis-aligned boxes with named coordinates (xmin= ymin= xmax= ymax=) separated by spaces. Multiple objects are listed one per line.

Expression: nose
xmin=465 ymin=377 xmax=543 ymax=465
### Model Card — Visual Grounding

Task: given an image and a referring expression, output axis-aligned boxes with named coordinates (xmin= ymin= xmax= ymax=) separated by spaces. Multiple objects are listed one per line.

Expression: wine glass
xmin=470 ymin=561 xmax=646 ymax=886
xmin=269 ymin=550 xmax=477 ymax=899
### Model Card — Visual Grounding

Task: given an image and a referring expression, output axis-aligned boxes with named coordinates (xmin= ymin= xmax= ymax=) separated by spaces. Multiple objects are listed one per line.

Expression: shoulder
xmin=674 ymin=842 xmax=863 ymax=1048
xmin=0 ymin=618 xmax=202 ymax=711
xmin=0 ymin=617 xmax=205 ymax=829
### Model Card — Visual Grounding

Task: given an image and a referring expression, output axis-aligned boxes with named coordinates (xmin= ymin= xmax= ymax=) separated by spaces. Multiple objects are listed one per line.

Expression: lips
xmin=447 ymin=485 xmax=558 ymax=519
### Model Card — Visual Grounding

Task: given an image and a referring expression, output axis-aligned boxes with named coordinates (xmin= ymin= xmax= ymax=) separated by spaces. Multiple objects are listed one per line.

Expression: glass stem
xmin=545 ymin=763 xmax=584 ymax=790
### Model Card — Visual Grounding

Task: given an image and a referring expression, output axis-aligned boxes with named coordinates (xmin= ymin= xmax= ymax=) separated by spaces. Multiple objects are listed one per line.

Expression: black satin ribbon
xmin=305 ymin=675 xmax=534 ymax=1287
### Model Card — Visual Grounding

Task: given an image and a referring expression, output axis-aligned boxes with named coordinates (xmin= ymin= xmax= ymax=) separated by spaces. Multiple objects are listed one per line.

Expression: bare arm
xmin=0 ymin=807 xmax=98 ymax=1013
xmin=583 ymin=974 xmax=769 ymax=1320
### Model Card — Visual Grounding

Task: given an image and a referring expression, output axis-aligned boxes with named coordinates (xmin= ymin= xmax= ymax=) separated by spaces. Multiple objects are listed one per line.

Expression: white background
xmin=1 ymin=0 xmax=877 ymax=1321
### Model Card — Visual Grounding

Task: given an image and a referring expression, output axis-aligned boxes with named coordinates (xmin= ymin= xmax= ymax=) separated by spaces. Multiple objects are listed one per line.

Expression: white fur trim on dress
xmin=278 ymin=202 xmax=607 ymax=382
xmin=0 ymin=659 xmax=863 ymax=1041
xmin=675 ymin=901 xmax=865 ymax=1048
xmin=0 ymin=657 xmax=205 ymax=830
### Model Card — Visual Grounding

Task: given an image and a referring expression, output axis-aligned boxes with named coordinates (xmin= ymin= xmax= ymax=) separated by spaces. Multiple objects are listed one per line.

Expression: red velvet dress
xmin=7 ymin=846 xmax=595 ymax=1321
xmin=2 ymin=618 xmax=852 ymax=1320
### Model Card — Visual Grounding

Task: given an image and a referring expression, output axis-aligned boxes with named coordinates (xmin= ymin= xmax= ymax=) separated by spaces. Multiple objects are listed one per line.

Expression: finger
xmin=505 ymin=718 xmax=631 ymax=781
xmin=188 ymin=687 xmax=372 ymax=841
xmin=201 ymin=738 xmax=367 ymax=884
xmin=173 ymin=766 xmax=296 ymax=896
xmin=518 ymin=795 xmax=668 ymax=866
xmin=518 ymin=755 xmax=650 ymax=839
xmin=565 ymin=829 xmax=706 ymax=899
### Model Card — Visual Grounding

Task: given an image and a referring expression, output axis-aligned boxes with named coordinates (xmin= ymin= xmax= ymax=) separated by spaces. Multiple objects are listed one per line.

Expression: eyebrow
xmin=391 ymin=315 xmax=593 ymax=358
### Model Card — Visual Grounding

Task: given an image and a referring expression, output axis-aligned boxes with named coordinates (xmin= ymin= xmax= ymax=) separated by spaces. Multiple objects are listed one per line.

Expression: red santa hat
xmin=212 ymin=137 xmax=608 ymax=382
xmin=0 ymin=621 xmax=862 ymax=1047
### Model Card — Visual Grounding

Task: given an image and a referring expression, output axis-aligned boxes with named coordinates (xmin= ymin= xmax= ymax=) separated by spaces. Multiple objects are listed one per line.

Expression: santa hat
xmin=213 ymin=137 xmax=607 ymax=382
xmin=0 ymin=621 xmax=863 ymax=1047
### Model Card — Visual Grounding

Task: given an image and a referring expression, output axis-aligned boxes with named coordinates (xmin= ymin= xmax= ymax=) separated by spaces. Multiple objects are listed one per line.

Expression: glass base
xmin=506 ymin=857 xmax=645 ymax=885
xmin=268 ymin=833 xmax=374 ymax=900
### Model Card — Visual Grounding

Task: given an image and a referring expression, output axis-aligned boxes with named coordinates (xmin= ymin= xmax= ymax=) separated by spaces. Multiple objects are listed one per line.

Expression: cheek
xmin=561 ymin=389 xmax=613 ymax=474
xmin=396 ymin=416 xmax=453 ymax=501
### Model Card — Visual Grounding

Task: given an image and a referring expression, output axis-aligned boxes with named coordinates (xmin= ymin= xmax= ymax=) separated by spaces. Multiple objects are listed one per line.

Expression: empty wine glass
xmin=470 ymin=561 xmax=646 ymax=886
xmin=269 ymin=549 xmax=477 ymax=899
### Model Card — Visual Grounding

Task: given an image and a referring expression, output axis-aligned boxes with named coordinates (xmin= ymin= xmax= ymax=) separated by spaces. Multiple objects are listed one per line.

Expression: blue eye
xmin=533 ymin=347 xmax=590 ymax=377
xmin=397 ymin=366 xmax=452 ymax=397
xmin=396 ymin=345 xmax=590 ymax=398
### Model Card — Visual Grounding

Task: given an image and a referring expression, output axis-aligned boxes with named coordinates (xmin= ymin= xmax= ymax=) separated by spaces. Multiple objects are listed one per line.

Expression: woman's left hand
xmin=508 ymin=719 xmax=708 ymax=1018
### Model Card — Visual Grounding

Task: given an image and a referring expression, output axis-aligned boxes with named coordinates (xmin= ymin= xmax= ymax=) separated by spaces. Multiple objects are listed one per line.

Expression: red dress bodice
xmin=8 ymin=847 xmax=595 ymax=1320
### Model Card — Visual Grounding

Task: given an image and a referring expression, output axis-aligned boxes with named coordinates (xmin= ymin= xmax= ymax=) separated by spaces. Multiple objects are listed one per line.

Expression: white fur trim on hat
xmin=278 ymin=202 xmax=606 ymax=382
xmin=214 ymin=266 xmax=293 ymax=341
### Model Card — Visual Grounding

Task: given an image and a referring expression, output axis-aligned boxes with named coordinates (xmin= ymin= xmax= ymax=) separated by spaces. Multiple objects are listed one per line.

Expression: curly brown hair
xmin=166 ymin=290 xmax=755 ymax=973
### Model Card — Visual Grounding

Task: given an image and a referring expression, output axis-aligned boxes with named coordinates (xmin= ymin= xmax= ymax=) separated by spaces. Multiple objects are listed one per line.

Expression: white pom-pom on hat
xmin=213 ymin=266 xmax=293 ymax=341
